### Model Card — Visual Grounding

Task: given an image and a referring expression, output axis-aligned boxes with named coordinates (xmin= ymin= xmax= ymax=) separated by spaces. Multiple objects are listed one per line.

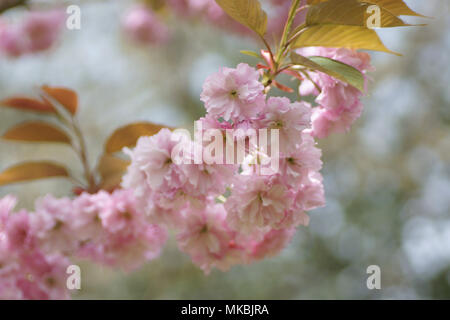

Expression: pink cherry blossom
xmin=0 ymin=196 xmax=71 ymax=300
xmin=293 ymin=171 xmax=326 ymax=212
xmin=71 ymin=191 xmax=109 ymax=243
xmin=21 ymin=10 xmax=66 ymax=53
xmin=122 ymin=5 xmax=170 ymax=45
xmin=123 ymin=128 xmax=185 ymax=192
xmin=3 ymin=210 xmax=35 ymax=252
xmin=311 ymin=102 xmax=364 ymax=139
xmin=225 ymin=175 xmax=294 ymax=233
xmin=297 ymin=47 xmax=374 ymax=138
xmin=32 ymin=195 xmax=77 ymax=255
xmin=250 ymin=227 xmax=296 ymax=261
xmin=201 ymin=63 xmax=266 ymax=121
xmin=78 ymin=223 xmax=167 ymax=272
xmin=0 ymin=10 xmax=65 ymax=57
xmin=177 ymin=202 xmax=246 ymax=274
xmin=17 ymin=252 xmax=71 ymax=300
xmin=97 ymin=189 xmax=147 ymax=234
xmin=180 ymin=161 xmax=236 ymax=198
xmin=75 ymin=189 xmax=168 ymax=272
xmin=258 ymin=96 xmax=311 ymax=154
xmin=277 ymin=131 xmax=322 ymax=186
xmin=167 ymin=0 xmax=250 ymax=33
xmin=0 ymin=24 xmax=27 ymax=57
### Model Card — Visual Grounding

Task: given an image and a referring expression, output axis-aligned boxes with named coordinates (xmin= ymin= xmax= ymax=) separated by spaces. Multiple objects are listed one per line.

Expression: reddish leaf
xmin=98 ymin=173 xmax=125 ymax=192
xmin=273 ymin=80 xmax=294 ymax=93
xmin=105 ymin=122 xmax=173 ymax=154
xmin=3 ymin=121 xmax=71 ymax=144
xmin=256 ymin=64 xmax=270 ymax=70
xmin=281 ymin=69 xmax=303 ymax=80
xmin=0 ymin=96 xmax=55 ymax=113
xmin=41 ymin=86 xmax=78 ymax=115
xmin=260 ymin=50 xmax=275 ymax=70
xmin=97 ymin=154 xmax=130 ymax=180
xmin=0 ymin=161 xmax=70 ymax=186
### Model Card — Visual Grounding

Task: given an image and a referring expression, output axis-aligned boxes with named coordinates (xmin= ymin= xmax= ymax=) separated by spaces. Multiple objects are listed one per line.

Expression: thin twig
xmin=260 ymin=36 xmax=275 ymax=66
xmin=300 ymin=69 xmax=322 ymax=94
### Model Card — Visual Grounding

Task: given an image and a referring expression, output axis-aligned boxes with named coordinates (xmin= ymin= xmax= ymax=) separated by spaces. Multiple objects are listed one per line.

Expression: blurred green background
xmin=0 ymin=0 xmax=449 ymax=299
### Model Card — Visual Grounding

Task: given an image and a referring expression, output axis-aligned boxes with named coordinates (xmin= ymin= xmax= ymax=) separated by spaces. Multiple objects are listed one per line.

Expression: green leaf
xmin=215 ymin=0 xmax=268 ymax=37
xmin=240 ymin=50 xmax=261 ymax=58
xmin=310 ymin=56 xmax=365 ymax=91
xmin=291 ymin=52 xmax=365 ymax=92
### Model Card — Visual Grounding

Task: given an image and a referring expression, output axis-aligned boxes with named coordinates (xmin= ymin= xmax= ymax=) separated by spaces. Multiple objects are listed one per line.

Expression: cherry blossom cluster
xmin=0 ymin=45 xmax=373 ymax=298
xmin=297 ymin=47 xmax=375 ymax=138
xmin=0 ymin=190 xmax=167 ymax=299
xmin=122 ymin=62 xmax=326 ymax=273
xmin=0 ymin=10 xmax=65 ymax=57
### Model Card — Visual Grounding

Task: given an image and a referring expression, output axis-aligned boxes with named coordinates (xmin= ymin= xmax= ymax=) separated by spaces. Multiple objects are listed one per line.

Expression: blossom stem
xmin=70 ymin=118 xmax=97 ymax=193
xmin=299 ymin=69 xmax=322 ymax=93
xmin=275 ymin=0 xmax=302 ymax=68
xmin=262 ymin=0 xmax=303 ymax=91
xmin=51 ymin=101 xmax=97 ymax=193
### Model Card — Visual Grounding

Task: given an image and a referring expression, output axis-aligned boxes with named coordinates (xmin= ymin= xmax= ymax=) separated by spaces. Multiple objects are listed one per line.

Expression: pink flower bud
xmin=122 ymin=5 xmax=170 ymax=45
xmin=21 ymin=10 xmax=66 ymax=53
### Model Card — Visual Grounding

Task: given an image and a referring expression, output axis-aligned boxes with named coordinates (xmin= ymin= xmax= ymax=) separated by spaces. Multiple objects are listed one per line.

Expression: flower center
xmin=122 ymin=211 xmax=133 ymax=220
xmin=53 ymin=219 xmax=63 ymax=231
xmin=257 ymin=193 xmax=263 ymax=202
xmin=273 ymin=120 xmax=283 ymax=128
xmin=200 ymin=225 xmax=208 ymax=234
xmin=46 ymin=277 xmax=56 ymax=287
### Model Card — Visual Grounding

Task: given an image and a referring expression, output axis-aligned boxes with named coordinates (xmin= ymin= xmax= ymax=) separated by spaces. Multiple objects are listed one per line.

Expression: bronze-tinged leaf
xmin=41 ymin=86 xmax=78 ymax=115
xmin=97 ymin=154 xmax=130 ymax=191
xmin=307 ymin=0 xmax=425 ymax=17
xmin=0 ymin=96 xmax=55 ymax=113
xmin=291 ymin=53 xmax=365 ymax=92
xmin=366 ymin=0 xmax=426 ymax=17
xmin=306 ymin=0 xmax=410 ymax=28
xmin=105 ymin=122 xmax=172 ymax=154
xmin=97 ymin=154 xmax=130 ymax=180
xmin=2 ymin=121 xmax=71 ymax=144
xmin=0 ymin=162 xmax=70 ymax=186
xmin=98 ymin=173 xmax=125 ymax=192
xmin=293 ymin=25 xmax=399 ymax=55
xmin=215 ymin=0 xmax=267 ymax=37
